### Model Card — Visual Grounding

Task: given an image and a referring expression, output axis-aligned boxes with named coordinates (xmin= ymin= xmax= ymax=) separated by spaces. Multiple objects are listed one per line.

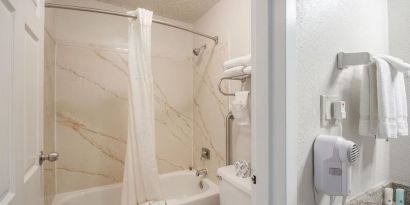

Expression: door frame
xmin=251 ymin=0 xmax=297 ymax=204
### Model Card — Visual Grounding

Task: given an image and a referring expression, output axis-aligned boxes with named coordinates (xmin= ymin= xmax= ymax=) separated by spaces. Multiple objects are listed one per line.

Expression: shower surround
xmin=45 ymin=0 xmax=194 ymax=195
xmin=44 ymin=0 xmax=251 ymax=203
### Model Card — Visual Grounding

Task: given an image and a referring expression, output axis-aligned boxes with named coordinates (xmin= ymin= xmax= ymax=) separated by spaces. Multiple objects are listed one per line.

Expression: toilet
xmin=217 ymin=165 xmax=252 ymax=205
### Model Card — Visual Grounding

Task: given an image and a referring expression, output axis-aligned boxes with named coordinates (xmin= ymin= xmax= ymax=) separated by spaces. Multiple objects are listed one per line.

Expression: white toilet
xmin=217 ymin=165 xmax=252 ymax=205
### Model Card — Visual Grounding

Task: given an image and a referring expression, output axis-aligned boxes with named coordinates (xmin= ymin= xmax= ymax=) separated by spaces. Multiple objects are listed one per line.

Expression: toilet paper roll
xmin=234 ymin=160 xmax=251 ymax=178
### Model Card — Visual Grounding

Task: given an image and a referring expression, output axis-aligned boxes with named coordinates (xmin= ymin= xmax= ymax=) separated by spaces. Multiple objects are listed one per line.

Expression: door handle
xmin=39 ymin=151 xmax=59 ymax=165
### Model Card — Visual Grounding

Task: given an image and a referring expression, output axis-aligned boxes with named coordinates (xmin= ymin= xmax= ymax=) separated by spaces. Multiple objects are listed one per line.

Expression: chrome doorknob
xmin=39 ymin=151 xmax=59 ymax=165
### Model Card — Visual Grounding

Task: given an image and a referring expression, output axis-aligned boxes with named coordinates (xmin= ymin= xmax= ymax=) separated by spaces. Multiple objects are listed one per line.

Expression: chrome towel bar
xmin=218 ymin=74 xmax=251 ymax=96
xmin=337 ymin=52 xmax=371 ymax=69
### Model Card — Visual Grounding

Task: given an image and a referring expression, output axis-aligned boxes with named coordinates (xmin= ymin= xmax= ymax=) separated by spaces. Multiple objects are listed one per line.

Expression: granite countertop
xmin=345 ymin=183 xmax=410 ymax=205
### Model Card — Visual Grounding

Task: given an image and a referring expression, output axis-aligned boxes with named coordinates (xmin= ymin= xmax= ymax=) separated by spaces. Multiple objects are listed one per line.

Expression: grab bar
xmin=226 ymin=112 xmax=234 ymax=165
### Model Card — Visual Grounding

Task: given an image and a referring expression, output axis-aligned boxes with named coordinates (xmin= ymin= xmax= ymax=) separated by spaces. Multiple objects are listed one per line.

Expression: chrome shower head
xmin=193 ymin=44 xmax=207 ymax=56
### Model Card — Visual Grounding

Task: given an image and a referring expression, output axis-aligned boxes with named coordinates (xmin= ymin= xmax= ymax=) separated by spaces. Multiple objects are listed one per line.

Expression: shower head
xmin=193 ymin=44 xmax=207 ymax=56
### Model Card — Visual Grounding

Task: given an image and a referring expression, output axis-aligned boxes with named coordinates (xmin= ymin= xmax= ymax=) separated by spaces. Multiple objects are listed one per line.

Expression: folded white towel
xmin=359 ymin=55 xmax=409 ymax=138
xmin=223 ymin=54 xmax=251 ymax=69
xmin=223 ymin=66 xmax=252 ymax=77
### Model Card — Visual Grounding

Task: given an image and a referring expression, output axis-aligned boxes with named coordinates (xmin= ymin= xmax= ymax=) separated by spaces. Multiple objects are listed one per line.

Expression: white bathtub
xmin=52 ymin=170 xmax=219 ymax=205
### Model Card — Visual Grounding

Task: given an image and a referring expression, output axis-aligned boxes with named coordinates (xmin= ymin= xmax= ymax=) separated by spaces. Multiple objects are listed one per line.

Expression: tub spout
xmin=196 ymin=169 xmax=208 ymax=177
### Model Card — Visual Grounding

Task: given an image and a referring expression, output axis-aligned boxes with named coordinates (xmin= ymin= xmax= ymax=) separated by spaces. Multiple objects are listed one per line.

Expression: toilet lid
xmin=217 ymin=165 xmax=252 ymax=195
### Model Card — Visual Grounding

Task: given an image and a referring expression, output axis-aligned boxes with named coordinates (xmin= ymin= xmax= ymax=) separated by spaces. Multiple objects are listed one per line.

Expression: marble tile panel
xmin=193 ymin=43 xmax=229 ymax=182
xmin=55 ymin=43 xmax=194 ymax=192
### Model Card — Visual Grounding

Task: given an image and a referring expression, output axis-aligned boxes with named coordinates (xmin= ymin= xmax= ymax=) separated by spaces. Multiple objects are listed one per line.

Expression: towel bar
xmin=218 ymin=74 xmax=251 ymax=96
xmin=337 ymin=52 xmax=410 ymax=78
xmin=337 ymin=52 xmax=371 ymax=69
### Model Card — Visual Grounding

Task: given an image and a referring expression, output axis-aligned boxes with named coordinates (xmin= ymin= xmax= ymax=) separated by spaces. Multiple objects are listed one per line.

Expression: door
xmin=0 ymin=0 xmax=44 ymax=204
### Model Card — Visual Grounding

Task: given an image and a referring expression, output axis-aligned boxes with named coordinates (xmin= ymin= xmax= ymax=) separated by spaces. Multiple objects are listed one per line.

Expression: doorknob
xmin=39 ymin=151 xmax=59 ymax=165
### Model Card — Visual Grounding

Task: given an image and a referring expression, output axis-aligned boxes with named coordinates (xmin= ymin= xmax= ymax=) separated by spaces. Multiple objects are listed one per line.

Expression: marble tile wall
xmin=192 ymin=0 xmax=252 ymax=183
xmin=44 ymin=29 xmax=57 ymax=205
xmin=47 ymin=0 xmax=237 ymax=194
xmin=55 ymin=42 xmax=194 ymax=193
xmin=193 ymin=43 xmax=229 ymax=182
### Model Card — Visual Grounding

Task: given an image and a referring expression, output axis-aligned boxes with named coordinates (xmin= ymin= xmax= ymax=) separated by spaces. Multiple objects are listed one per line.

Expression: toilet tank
xmin=217 ymin=165 xmax=252 ymax=205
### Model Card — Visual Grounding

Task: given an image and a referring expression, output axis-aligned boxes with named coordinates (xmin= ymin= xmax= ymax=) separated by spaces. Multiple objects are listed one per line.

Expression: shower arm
xmin=44 ymin=3 xmax=219 ymax=44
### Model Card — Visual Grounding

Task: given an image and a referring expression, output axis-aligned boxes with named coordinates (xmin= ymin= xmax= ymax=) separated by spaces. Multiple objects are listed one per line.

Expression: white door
xmin=0 ymin=0 xmax=44 ymax=204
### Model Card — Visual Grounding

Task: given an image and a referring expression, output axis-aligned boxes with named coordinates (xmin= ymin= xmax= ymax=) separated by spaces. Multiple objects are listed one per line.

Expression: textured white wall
xmin=296 ymin=0 xmax=390 ymax=204
xmin=388 ymin=0 xmax=410 ymax=186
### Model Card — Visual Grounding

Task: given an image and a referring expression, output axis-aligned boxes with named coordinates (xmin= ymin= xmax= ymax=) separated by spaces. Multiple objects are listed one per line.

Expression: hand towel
xmin=223 ymin=54 xmax=251 ymax=69
xmin=231 ymin=91 xmax=250 ymax=125
xmin=223 ymin=66 xmax=252 ymax=77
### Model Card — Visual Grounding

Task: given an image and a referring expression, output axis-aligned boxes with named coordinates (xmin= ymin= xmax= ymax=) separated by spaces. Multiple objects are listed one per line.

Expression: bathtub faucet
xmin=196 ymin=169 xmax=208 ymax=177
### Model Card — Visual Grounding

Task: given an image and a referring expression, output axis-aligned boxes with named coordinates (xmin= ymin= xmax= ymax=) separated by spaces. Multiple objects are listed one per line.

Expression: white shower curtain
xmin=121 ymin=8 xmax=161 ymax=205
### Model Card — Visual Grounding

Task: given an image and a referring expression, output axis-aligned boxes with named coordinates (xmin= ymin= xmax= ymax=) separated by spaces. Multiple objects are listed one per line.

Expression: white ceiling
xmin=94 ymin=0 xmax=220 ymax=23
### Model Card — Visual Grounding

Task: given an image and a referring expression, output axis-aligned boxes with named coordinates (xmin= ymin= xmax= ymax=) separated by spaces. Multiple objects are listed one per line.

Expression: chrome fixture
xmin=337 ymin=52 xmax=371 ymax=69
xmin=226 ymin=112 xmax=234 ymax=165
xmin=45 ymin=3 xmax=219 ymax=44
xmin=218 ymin=74 xmax=251 ymax=96
xmin=196 ymin=168 xmax=207 ymax=189
xmin=196 ymin=169 xmax=208 ymax=177
xmin=201 ymin=147 xmax=210 ymax=160
xmin=193 ymin=44 xmax=207 ymax=56
xmin=39 ymin=151 xmax=59 ymax=165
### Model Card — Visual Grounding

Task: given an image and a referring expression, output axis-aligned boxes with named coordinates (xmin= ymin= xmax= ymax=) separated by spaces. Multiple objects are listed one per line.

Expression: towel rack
xmin=337 ymin=52 xmax=371 ymax=69
xmin=218 ymin=74 xmax=251 ymax=96
xmin=337 ymin=52 xmax=410 ymax=78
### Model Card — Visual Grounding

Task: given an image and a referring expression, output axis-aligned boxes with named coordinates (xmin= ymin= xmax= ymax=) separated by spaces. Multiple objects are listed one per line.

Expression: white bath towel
xmin=375 ymin=57 xmax=399 ymax=138
xmin=359 ymin=55 xmax=409 ymax=138
xmin=223 ymin=54 xmax=251 ymax=69
xmin=380 ymin=56 xmax=410 ymax=136
xmin=359 ymin=64 xmax=378 ymax=137
xmin=223 ymin=66 xmax=252 ymax=77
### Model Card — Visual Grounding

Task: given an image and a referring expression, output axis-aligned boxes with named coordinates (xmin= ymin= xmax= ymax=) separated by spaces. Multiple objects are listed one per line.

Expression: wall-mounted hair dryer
xmin=314 ymin=135 xmax=359 ymax=196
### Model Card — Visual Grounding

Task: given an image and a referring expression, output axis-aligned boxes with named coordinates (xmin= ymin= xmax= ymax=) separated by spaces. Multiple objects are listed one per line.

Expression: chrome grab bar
xmin=226 ymin=112 xmax=234 ymax=165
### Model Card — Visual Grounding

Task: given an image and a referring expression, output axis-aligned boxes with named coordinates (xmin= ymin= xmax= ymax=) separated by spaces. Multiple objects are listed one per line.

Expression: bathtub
xmin=52 ymin=170 xmax=219 ymax=205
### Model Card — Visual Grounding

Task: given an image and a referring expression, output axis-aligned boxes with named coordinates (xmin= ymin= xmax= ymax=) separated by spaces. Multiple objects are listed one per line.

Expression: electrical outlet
xmin=320 ymin=95 xmax=338 ymax=127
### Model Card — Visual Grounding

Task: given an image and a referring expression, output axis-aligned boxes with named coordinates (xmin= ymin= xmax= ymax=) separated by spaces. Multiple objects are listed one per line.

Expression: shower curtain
xmin=121 ymin=8 xmax=161 ymax=205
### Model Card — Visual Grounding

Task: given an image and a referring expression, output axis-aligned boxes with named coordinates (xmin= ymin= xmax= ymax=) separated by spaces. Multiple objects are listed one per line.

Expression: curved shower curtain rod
xmin=45 ymin=3 xmax=219 ymax=44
